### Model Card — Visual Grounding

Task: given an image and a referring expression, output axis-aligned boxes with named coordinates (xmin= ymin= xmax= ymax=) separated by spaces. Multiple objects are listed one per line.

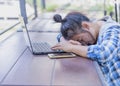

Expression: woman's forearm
xmin=71 ymin=45 xmax=88 ymax=58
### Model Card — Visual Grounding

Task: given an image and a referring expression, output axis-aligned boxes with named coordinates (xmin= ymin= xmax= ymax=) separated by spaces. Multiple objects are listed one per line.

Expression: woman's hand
xmin=51 ymin=40 xmax=81 ymax=52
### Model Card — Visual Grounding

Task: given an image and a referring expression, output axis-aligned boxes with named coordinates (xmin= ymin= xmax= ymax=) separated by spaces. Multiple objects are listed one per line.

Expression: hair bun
xmin=53 ymin=14 xmax=62 ymax=22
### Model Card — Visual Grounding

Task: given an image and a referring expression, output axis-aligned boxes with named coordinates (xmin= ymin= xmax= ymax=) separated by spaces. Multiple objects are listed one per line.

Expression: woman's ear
xmin=81 ymin=21 xmax=90 ymax=31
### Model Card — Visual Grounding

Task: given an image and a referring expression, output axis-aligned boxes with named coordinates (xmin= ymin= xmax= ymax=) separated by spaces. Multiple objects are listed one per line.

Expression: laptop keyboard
xmin=31 ymin=42 xmax=65 ymax=55
xmin=32 ymin=42 xmax=53 ymax=52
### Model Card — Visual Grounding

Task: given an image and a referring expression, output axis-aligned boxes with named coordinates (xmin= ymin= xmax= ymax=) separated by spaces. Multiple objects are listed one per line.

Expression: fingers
xmin=51 ymin=40 xmax=81 ymax=50
xmin=51 ymin=46 xmax=62 ymax=50
xmin=51 ymin=43 xmax=62 ymax=50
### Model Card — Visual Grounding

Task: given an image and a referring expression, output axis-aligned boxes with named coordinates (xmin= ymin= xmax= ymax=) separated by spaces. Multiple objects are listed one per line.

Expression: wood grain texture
xmin=0 ymin=32 xmax=27 ymax=83
xmin=52 ymin=57 xmax=102 ymax=86
xmin=2 ymin=48 xmax=55 ymax=85
xmin=1 ymin=17 xmax=103 ymax=86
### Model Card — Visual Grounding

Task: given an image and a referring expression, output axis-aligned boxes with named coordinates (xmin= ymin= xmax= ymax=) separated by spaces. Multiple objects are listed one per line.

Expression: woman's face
xmin=71 ymin=31 xmax=96 ymax=45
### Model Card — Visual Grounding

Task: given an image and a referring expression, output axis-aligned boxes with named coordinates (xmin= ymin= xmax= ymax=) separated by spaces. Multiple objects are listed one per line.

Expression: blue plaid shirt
xmin=87 ymin=16 xmax=120 ymax=86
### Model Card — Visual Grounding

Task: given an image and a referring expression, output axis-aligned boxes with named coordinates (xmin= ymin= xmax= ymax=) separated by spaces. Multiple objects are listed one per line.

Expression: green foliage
xmin=106 ymin=5 xmax=114 ymax=13
xmin=26 ymin=0 xmax=33 ymax=6
xmin=88 ymin=4 xmax=103 ymax=11
xmin=46 ymin=4 xmax=58 ymax=12
xmin=26 ymin=0 xmax=41 ymax=8
xmin=25 ymin=0 xmax=59 ymax=12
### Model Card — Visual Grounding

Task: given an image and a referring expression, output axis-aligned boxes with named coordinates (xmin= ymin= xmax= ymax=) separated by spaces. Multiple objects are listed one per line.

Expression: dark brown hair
xmin=53 ymin=12 xmax=90 ymax=40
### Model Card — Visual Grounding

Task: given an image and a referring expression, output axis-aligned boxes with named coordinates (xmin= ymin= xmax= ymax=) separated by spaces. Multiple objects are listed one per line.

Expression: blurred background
xmin=0 ymin=0 xmax=120 ymax=42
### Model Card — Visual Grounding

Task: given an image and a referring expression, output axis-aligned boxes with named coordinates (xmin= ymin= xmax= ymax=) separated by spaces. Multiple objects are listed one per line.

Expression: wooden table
xmin=0 ymin=32 xmax=103 ymax=86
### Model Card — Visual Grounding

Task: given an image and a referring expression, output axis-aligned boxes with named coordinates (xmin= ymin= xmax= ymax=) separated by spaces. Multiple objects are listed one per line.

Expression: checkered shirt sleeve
xmin=87 ymin=26 xmax=120 ymax=86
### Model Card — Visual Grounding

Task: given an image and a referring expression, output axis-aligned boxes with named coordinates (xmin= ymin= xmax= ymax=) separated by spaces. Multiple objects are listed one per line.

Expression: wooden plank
xmin=94 ymin=61 xmax=106 ymax=86
xmin=1 ymin=48 xmax=55 ymax=85
xmin=1 ymin=32 xmax=58 ymax=85
xmin=0 ymin=32 xmax=27 ymax=83
xmin=27 ymin=17 xmax=61 ymax=32
xmin=0 ymin=31 xmax=103 ymax=85
xmin=52 ymin=57 xmax=102 ymax=86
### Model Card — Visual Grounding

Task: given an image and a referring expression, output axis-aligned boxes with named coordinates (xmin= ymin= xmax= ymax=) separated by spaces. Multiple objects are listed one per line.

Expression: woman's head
xmin=53 ymin=12 xmax=96 ymax=45
xmin=53 ymin=12 xmax=90 ymax=40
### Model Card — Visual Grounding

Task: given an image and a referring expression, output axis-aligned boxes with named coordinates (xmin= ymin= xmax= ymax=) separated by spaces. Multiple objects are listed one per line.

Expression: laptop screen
xmin=19 ymin=16 xmax=65 ymax=55
xmin=19 ymin=16 xmax=34 ymax=52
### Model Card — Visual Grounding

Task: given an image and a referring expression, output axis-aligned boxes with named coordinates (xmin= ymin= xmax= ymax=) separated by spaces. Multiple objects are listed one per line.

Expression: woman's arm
xmin=52 ymin=40 xmax=88 ymax=58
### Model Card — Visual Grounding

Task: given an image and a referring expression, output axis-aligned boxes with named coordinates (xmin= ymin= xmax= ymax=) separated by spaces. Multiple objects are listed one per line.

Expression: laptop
xmin=19 ymin=16 xmax=65 ymax=55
